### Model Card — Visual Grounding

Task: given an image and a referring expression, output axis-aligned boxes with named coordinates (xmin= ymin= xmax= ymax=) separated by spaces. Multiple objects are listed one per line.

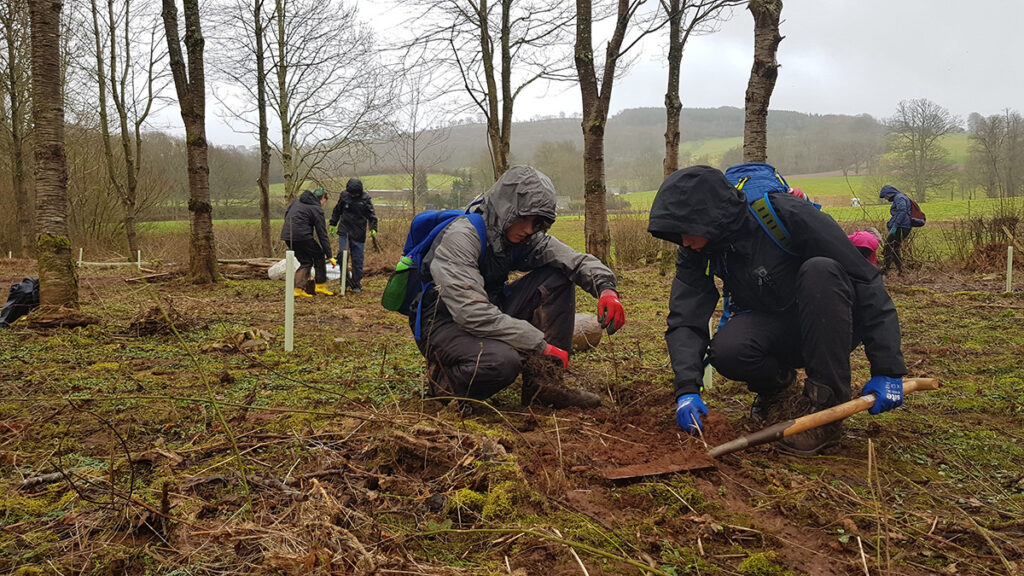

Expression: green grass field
xmin=264 ymin=173 xmax=457 ymax=198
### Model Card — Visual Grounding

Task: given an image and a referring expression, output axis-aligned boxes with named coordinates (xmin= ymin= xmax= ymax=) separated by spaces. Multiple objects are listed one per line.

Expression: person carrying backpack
xmin=413 ymin=165 xmax=625 ymax=411
xmin=878 ymin=185 xmax=913 ymax=275
xmin=281 ymin=188 xmax=334 ymax=297
xmin=647 ymin=166 xmax=907 ymax=457
xmin=329 ymin=178 xmax=378 ymax=293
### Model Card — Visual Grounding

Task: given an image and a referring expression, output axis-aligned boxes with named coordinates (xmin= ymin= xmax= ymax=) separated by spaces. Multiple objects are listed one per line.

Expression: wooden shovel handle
xmin=708 ymin=377 xmax=939 ymax=458
xmin=784 ymin=377 xmax=938 ymax=436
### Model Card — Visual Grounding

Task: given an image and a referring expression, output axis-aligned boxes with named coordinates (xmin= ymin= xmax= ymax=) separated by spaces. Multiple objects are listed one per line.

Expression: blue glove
xmin=862 ymin=376 xmax=903 ymax=415
xmin=887 ymin=227 xmax=896 ymax=236
xmin=675 ymin=394 xmax=708 ymax=434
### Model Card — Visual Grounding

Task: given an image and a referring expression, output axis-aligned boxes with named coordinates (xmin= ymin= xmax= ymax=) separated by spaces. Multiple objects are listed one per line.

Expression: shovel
xmin=708 ymin=377 xmax=939 ymax=458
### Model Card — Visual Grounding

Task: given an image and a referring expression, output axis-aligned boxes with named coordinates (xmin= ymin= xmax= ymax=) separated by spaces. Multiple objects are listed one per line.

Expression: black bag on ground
xmin=0 ymin=278 xmax=40 ymax=328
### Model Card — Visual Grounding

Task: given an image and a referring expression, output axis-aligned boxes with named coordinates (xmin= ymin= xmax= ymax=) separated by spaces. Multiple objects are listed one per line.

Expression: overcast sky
xmin=200 ymin=0 xmax=1024 ymax=146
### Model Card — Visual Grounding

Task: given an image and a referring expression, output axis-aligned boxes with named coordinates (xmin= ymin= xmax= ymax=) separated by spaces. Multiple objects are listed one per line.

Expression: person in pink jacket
xmin=848 ymin=229 xmax=881 ymax=266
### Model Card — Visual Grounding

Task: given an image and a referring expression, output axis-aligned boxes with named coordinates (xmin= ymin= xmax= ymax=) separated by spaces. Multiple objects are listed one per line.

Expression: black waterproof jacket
xmin=648 ymin=166 xmax=906 ymax=398
xmin=280 ymin=189 xmax=332 ymax=257
xmin=329 ymin=178 xmax=378 ymax=243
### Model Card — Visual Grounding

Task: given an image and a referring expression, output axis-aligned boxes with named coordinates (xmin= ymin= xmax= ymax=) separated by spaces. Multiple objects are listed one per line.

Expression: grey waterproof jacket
xmin=423 ymin=166 xmax=617 ymax=352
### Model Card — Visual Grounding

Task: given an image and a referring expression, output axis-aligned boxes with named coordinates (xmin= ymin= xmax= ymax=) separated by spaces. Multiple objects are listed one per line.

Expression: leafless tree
xmin=742 ymin=0 xmax=783 ymax=163
xmin=162 ymin=0 xmax=219 ymax=282
xmin=387 ymin=58 xmax=453 ymax=213
xmin=270 ymin=0 xmax=391 ymax=205
xmin=661 ymin=0 xmax=742 ymax=177
xmin=886 ymin=98 xmax=959 ymax=202
xmin=399 ymin=0 xmax=574 ymax=181
xmin=210 ymin=0 xmax=274 ymax=255
xmin=968 ymin=109 xmax=1023 ymax=199
xmin=575 ymin=0 xmax=663 ymax=263
xmin=29 ymin=0 xmax=79 ymax=306
xmin=1 ymin=0 xmax=34 ymax=257
xmin=88 ymin=0 xmax=166 ymax=256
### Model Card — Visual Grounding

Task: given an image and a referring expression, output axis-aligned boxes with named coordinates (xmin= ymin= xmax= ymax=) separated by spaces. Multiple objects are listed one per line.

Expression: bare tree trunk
xmin=274 ymin=0 xmax=296 ymax=204
xmin=29 ymin=0 xmax=78 ymax=307
xmin=742 ymin=0 xmax=783 ymax=163
xmin=162 ymin=0 xmax=218 ymax=283
xmin=106 ymin=0 xmax=141 ymax=256
xmin=90 ymin=0 xmax=125 ymax=253
xmin=663 ymin=0 xmax=682 ymax=179
xmin=576 ymin=0 xmax=631 ymax=264
xmin=2 ymin=0 xmax=33 ymax=257
xmin=254 ymin=0 xmax=271 ymax=256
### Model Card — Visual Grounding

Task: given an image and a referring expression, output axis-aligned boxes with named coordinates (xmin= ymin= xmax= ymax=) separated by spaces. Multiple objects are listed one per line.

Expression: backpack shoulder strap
xmin=748 ymin=194 xmax=796 ymax=255
xmin=464 ymin=213 xmax=487 ymax=264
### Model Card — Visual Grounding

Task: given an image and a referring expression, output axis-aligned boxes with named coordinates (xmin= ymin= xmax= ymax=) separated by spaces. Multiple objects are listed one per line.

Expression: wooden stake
xmin=285 ymin=251 xmax=295 ymax=352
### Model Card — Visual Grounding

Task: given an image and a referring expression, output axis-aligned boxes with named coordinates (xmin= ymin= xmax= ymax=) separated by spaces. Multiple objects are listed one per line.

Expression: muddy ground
xmin=1 ymin=256 xmax=1022 ymax=576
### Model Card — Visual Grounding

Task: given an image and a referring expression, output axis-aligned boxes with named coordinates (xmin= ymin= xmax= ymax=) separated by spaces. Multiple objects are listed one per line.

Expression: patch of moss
xmin=738 ymin=551 xmax=795 ymax=576
xmin=450 ymin=488 xmax=486 ymax=513
xmin=481 ymin=480 xmax=529 ymax=520
xmin=1 ymin=491 xmax=76 ymax=522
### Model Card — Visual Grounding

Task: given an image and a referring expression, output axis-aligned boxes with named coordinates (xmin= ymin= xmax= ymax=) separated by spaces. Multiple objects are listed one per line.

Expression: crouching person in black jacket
xmin=648 ymin=166 xmax=907 ymax=456
xmin=281 ymin=188 xmax=334 ymax=297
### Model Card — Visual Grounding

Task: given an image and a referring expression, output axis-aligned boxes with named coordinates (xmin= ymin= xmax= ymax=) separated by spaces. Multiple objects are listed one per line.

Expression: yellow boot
xmin=315 ymin=283 xmax=335 ymax=296
xmin=294 ymin=288 xmax=313 ymax=298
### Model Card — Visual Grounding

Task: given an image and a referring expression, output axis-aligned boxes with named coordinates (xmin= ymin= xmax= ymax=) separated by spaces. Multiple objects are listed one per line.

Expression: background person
xmin=281 ymin=188 xmax=333 ymax=297
xmin=879 ymin=185 xmax=913 ymax=275
xmin=329 ymin=178 xmax=378 ymax=293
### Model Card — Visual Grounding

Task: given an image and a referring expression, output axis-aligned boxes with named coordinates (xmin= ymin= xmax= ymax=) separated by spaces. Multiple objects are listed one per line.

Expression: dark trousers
xmin=709 ymin=257 xmax=856 ymax=407
xmin=881 ymin=227 xmax=911 ymax=273
xmin=337 ymin=235 xmax=365 ymax=290
xmin=286 ymin=239 xmax=327 ymax=292
xmin=415 ymin=267 xmax=575 ymax=400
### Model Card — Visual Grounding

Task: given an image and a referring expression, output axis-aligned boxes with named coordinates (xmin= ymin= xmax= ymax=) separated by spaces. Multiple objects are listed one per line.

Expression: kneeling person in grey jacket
xmin=415 ymin=166 xmax=626 ymax=410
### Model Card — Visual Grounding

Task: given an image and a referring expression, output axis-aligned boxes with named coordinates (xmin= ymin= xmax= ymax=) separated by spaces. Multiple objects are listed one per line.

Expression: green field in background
xmin=264 ymin=173 xmax=457 ymax=198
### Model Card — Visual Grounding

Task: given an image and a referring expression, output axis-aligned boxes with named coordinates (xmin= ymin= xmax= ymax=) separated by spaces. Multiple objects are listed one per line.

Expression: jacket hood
xmin=648 ymin=165 xmax=749 ymax=247
xmin=480 ymin=165 xmax=558 ymax=250
xmin=879 ymin=185 xmax=900 ymax=199
xmin=298 ymin=189 xmax=320 ymax=205
xmin=346 ymin=178 xmax=364 ymax=196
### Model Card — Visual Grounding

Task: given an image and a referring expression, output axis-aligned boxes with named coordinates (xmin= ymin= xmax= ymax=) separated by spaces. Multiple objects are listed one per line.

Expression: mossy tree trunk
xmin=29 ymin=0 xmax=78 ymax=307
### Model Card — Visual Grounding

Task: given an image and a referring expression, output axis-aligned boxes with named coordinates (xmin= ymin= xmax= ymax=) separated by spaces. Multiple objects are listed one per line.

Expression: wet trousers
xmin=709 ymin=257 xmax=857 ymax=407
xmin=414 ymin=267 xmax=575 ymax=400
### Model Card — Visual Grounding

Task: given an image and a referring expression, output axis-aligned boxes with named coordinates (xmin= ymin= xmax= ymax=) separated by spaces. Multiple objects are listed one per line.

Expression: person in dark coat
xmin=648 ymin=166 xmax=907 ymax=456
xmin=879 ymin=185 xmax=913 ymax=274
xmin=329 ymin=178 xmax=378 ymax=293
xmin=281 ymin=188 xmax=334 ymax=297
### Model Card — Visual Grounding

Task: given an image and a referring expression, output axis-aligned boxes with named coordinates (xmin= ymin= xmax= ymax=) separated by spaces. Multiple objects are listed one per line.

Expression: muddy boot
xmin=425 ymin=361 xmax=454 ymax=398
xmin=294 ymin=267 xmax=315 ymax=297
xmin=778 ymin=380 xmax=842 ymax=457
xmin=315 ymin=283 xmax=335 ymax=296
xmin=749 ymin=369 xmax=798 ymax=425
xmin=521 ymin=355 xmax=601 ymax=409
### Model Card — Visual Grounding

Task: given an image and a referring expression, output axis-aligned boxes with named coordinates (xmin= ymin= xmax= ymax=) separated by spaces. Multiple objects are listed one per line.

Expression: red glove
xmin=597 ymin=289 xmax=625 ymax=335
xmin=543 ymin=343 xmax=569 ymax=370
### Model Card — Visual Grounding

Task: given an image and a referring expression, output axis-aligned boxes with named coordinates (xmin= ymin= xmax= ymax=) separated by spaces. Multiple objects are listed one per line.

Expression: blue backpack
xmin=724 ymin=162 xmax=820 ymax=256
xmin=381 ymin=202 xmax=487 ymax=339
